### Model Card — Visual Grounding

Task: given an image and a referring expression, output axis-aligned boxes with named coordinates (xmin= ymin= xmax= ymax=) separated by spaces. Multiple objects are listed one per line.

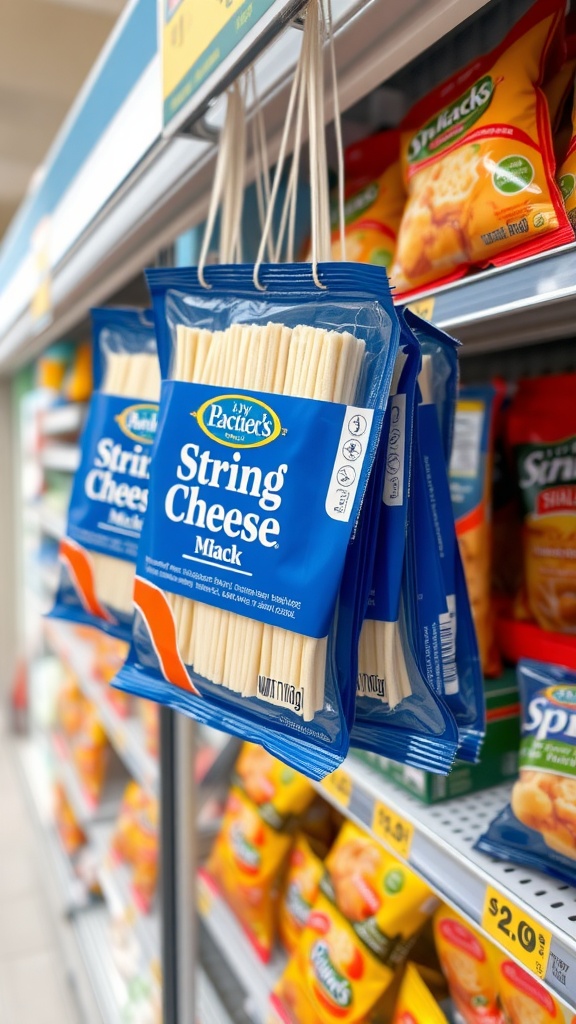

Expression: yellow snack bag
xmin=392 ymin=962 xmax=449 ymax=1024
xmin=206 ymin=743 xmax=314 ymax=961
xmin=272 ymin=822 xmax=437 ymax=1024
xmin=331 ymin=132 xmax=405 ymax=273
xmin=392 ymin=0 xmax=572 ymax=295
xmin=495 ymin=952 xmax=566 ymax=1024
xmin=559 ymin=77 xmax=576 ymax=228
xmin=434 ymin=905 xmax=504 ymax=1024
xmin=72 ymin=699 xmax=108 ymax=806
xmin=279 ymin=833 xmax=325 ymax=955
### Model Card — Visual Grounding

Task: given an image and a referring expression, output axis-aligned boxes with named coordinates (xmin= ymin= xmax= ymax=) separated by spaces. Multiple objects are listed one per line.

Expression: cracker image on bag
xmin=434 ymin=904 xmax=504 ymax=1024
xmin=391 ymin=0 xmax=572 ymax=294
xmin=496 ymin=953 xmax=568 ymax=1024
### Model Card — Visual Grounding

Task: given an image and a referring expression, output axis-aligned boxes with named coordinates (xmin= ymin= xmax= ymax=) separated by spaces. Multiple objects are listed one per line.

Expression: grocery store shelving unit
xmin=2 ymin=0 xmax=576 ymax=1021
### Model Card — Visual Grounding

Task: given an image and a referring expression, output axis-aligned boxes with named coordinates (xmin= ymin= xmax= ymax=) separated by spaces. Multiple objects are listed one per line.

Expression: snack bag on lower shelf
xmin=56 ymin=669 xmax=84 ymax=737
xmin=434 ymin=905 xmax=504 ymax=1024
xmin=391 ymin=962 xmax=449 ymax=1024
xmin=495 ymin=953 xmax=569 ymax=1024
xmin=279 ymin=833 xmax=326 ymax=955
xmin=53 ymin=781 xmax=86 ymax=855
xmin=114 ymin=263 xmax=400 ymax=780
xmin=139 ymin=699 xmax=159 ymax=758
xmin=476 ymin=660 xmax=576 ymax=884
xmin=559 ymin=75 xmax=576 ymax=228
xmin=112 ymin=781 xmax=159 ymax=910
xmin=271 ymin=821 xmax=438 ymax=1024
xmin=391 ymin=0 xmax=572 ymax=296
xmin=50 ymin=308 xmax=160 ymax=642
xmin=205 ymin=742 xmax=315 ymax=961
xmin=450 ymin=384 xmax=502 ymax=678
xmin=72 ymin=699 xmax=108 ymax=804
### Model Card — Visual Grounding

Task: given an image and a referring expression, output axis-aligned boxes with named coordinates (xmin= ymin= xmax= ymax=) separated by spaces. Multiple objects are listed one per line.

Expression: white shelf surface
xmin=198 ymin=869 xmax=286 ymax=1024
xmin=73 ymin=907 xmax=128 ymax=1024
xmin=92 ymin=822 xmax=160 ymax=978
xmin=41 ymin=444 xmax=81 ymax=473
xmin=41 ymin=403 xmax=87 ymax=437
xmin=45 ymin=619 xmax=159 ymax=797
xmin=317 ymin=756 xmax=576 ymax=1012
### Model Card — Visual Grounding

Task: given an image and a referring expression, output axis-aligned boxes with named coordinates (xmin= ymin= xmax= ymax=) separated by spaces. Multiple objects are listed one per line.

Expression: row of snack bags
xmin=205 ymin=742 xmax=575 ymax=1024
xmin=330 ymin=0 xmax=576 ymax=296
xmin=47 ymin=261 xmax=484 ymax=781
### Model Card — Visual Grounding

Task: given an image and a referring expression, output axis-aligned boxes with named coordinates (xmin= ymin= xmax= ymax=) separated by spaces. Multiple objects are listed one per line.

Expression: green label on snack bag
xmin=493 ymin=156 xmax=534 ymax=195
xmin=516 ymin=436 xmax=576 ymax=516
xmin=559 ymin=173 xmax=575 ymax=202
xmin=407 ymin=75 xmax=493 ymax=164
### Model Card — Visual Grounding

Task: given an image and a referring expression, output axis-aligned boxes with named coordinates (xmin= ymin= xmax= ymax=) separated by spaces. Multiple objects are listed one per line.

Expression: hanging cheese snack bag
xmin=450 ymin=385 xmax=502 ymax=677
xmin=391 ymin=962 xmax=449 ymax=1024
xmin=204 ymin=742 xmax=314 ymax=961
xmin=271 ymin=821 xmax=438 ymax=1024
xmin=559 ymin=75 xmax=576 ymax=228
xmin=434 ymin=905 xmax=504 ymax=1024
xmin=331 ymin=131 xmax=405 ymax=272
xmin=477 ymin=659 xmax=576 ymax=884
xmin=50 ymin=308 xmax=160 ymax=641
xmin=351 ymin=320 xmax=459 ymax=773
xmin=114 ymin=263 xmax=399 ymax=779
xmin=279 ymin=832 xmax=326 ymax=955
xmin=507 ymin=373 xmax=576 ymax=636
xmin=391 ymin=0 xmax=572 ymax=296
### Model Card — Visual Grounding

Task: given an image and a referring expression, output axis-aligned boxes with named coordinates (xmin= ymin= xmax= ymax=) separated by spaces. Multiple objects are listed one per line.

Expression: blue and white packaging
xmin=114 ymin=263 xmax=400 ymax=779
xmin=49 ymin=308 xmax=160 ymax=641
xmin=477 ymin=660 xmax=576 ymax=885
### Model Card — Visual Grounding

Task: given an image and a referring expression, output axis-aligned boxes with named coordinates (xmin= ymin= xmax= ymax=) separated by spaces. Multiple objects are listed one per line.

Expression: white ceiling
xmin=0 ymin=0 xmax=124 ymax=238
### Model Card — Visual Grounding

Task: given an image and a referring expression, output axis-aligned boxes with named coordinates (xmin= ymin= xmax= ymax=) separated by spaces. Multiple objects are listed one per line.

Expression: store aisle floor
xmin=0 ymin=715 xmax=78 ymax=1024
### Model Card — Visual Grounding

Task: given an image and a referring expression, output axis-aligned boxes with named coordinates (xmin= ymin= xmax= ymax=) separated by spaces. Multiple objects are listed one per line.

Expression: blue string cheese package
xmin=407 ymin=311 xmax=485 ymax=762
xmin=50 ymin=309 xmax=160 ymax=641
xmin=352 ymin=320 xmax=458 ymax=774
xmin=114 ymin=263 xmax=400 ymax=779
xmin=477 ymin=660 xmax=576 ymax=885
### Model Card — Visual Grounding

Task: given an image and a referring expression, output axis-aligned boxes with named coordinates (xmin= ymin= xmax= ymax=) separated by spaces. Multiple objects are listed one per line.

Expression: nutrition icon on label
xmin=348 ymin=413 xmax=367 ymax=436
xmin=342 ymin=439 xmax=362 ymax=461
xmin=337 ymin=466 xmax=356 ymax=486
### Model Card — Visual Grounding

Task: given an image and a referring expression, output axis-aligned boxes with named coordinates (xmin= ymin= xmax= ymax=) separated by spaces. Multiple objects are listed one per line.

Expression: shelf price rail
xmin=317 ymin=756 xmax=576 ymax=1012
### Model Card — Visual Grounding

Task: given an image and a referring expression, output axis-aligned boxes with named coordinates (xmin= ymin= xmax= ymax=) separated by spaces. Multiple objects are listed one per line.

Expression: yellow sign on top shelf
xmin=162 ymin=0 xmax=281 ymax=129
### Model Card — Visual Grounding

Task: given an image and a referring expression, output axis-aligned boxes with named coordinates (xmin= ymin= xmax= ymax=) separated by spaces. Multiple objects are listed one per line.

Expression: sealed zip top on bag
xmin=114 ymin=263 xmax=400 ymax=780
xmin=407 ymin=311 xmax=485 ymax=762
xmin=351 ymin=318 xmax=459 ymax=774
xmin=477 ymin=659 xmax=576 ymax=885
xmin=49 ymin=308 xmax=160 ymax=641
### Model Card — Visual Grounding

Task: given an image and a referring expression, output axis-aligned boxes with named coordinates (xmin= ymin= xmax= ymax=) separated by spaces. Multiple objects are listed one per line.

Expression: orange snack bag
xmin=434 ymin=905 xmax=504 ymax=1024
xmin=496 ymin=954 xmax=567 ymax=1024
xmin=54 ymin=781 xmax=86 ymax=855
xmin=272 ymin=822 xmax=437 ymax=1024
xmin=279 ymin=833 xmax=325 ymax=955
xmin=392 ymin=0 xmax=572 ymax=295
xmin=559 ymin=76 xmax=576 ymax=228
xmin=112 ymin=782 xmax=159 ymax=910
xmin=331 ymin=132 xmax=405 ymax=273
xmin=507 ymin=374 xmax=576 ymax=635
xmin=57 ymin=670 xmax=84 ymax=737
xmin=206 ymin=743 xmax=314 ymax=961
xmin=72 ymin=699 xmax=108 ymax=804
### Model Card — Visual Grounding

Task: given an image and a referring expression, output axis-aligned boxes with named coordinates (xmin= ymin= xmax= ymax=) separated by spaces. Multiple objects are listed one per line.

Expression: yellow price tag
xmin=482 ymin=885 xmax=551 ymax=979
xmin=322 ymin=768 xmax=352 ymax=809
xmin=372 ymin=800 xmax=414 ymax=861
xmin=407 ymin=297 xmax=435 ymax=322
xmin=162 ymin=0 xmax=277 ymax=127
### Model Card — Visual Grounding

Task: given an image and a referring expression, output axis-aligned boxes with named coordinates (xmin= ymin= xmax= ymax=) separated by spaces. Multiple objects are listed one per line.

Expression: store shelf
xmin=197 ymin=969 xmax=236 ymax=1024
xmin=52 ymin=730 xmax=125 ymax=828
xmin=92 ymin=822 xmax=159 ymax=976
xmin=45 ymin=619 xmax=159 ymax=797
xmin=73 ymin=906 xmax=129 ymax=1024
xmin=41 ymin=403 xmax=87 ymax=437
xmin=40 ymin=444 xmax=81 ymax=472
xmin=317 ymin=756 xmax=576 ymax=1012
xmin=198 ymin=868 xmax=286 ymax=1024
xmin=17 ymin=735 xmax=90 ymax=914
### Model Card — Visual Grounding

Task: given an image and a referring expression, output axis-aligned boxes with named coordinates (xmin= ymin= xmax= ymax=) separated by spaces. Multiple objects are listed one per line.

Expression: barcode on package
xmin=450 ymin=405 xmax=483 ymax=478
xmin=439 ymin=608 xmax=458 ymax=695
